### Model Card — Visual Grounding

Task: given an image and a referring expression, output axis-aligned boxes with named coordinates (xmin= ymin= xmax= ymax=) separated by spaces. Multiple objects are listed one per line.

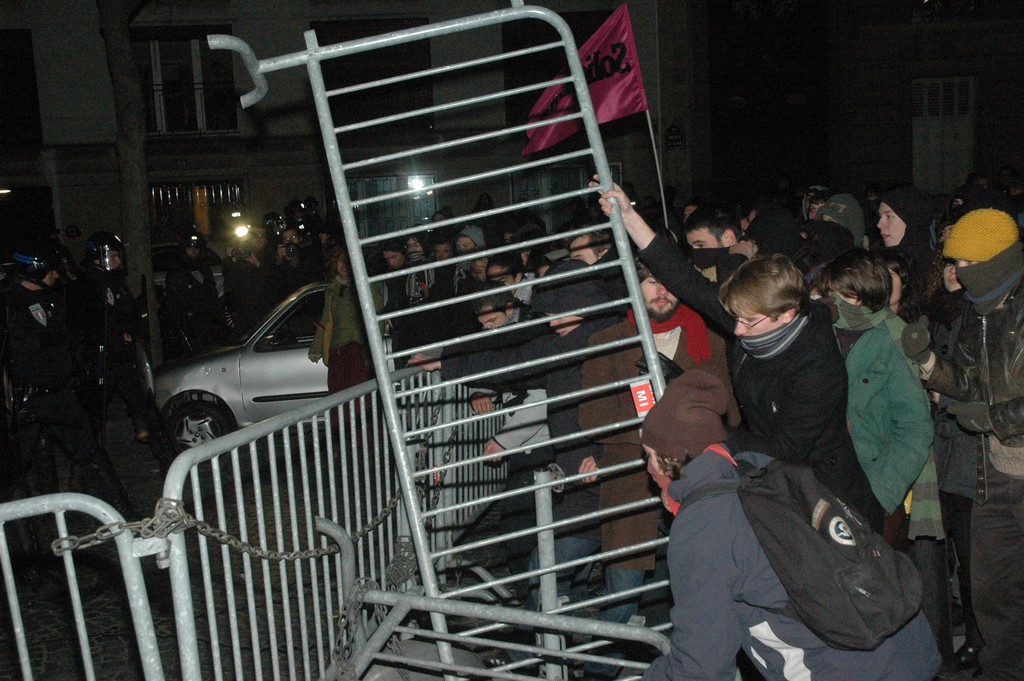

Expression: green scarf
xmin=831 ymin=292 xmax=895 ymax=331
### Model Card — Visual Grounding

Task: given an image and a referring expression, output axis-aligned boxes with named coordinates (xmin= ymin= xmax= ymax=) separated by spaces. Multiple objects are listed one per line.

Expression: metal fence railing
xmin=207 ymin=3 xmax=671 ymax=679
xmin=158 ymin=367 xmax=506 ymax=680
xmin=0 ymin=493 xmax=164 ymax=681
xmin=3 ymin=5 xmax=684 ymax=680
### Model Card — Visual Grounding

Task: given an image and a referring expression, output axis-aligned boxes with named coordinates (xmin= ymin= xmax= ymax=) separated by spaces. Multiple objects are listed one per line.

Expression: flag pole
xmin=645 ymin=110 xmax=673 ymax=241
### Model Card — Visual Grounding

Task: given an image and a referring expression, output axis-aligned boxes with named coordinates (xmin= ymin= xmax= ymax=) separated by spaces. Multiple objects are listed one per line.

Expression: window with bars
xmin=911 ymin=77 xmax=974 ymax=194
xmin=344 ymin=175 xmax=437 ymax=239
xmin=132 ymin=26 xmax=237 ymax=136
xmin=149 ymin=180 xmax=244 ymax=243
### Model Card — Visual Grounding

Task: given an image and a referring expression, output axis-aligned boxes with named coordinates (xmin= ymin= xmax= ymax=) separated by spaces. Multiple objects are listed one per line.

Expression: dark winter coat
xmin=579 ymin=316 xmax=738 ymax=571
xmin=441 ymin=313 xmax=620 ymax=538
xmin=640 ymin=234 xmax=883 ymax=527
xmin=644 ymin=447 xmax=941 ymax=681
xmin=928 ymin=271 xmax=1024 ymax=470
xmin=6 ymin=282 xmax=74 ymax=387
xmin=71 ymin=267 xmax=142 ymax=364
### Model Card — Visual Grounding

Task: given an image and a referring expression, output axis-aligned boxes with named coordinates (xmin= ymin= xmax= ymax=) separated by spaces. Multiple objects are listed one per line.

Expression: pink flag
xmin=522 ymin=4 xmax=648 ymax=156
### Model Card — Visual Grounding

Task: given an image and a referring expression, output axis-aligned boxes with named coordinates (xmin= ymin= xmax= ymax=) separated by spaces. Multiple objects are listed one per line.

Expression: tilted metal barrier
xmin=207 ymin=3 xmax=671 ymax=679
xmin=2 ymin=5 xmax=685 ymax=679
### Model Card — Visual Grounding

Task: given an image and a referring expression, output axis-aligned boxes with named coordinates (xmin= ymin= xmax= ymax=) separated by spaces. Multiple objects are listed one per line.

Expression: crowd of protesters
xmin=395 ymin=167 xmax=1023 ymax=681
xmin=594 ymin=168 xmax=1023 ymax=681
xmin=176 ymin=169 xmax=1024 ymax=680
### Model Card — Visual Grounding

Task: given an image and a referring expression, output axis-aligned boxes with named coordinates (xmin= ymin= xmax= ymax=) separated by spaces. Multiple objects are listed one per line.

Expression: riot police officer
xmin=163 ymin=230 xmax=230 ymax=353
xmin=71 ymin=231 xmax=174 ymax=470
xmin=5 ymin=244 xmax=135 ymax=516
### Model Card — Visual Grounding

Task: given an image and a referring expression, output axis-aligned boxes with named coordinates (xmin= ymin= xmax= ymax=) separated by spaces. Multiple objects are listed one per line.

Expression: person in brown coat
xmin=576 ymin=258 xmax=739 ymax=646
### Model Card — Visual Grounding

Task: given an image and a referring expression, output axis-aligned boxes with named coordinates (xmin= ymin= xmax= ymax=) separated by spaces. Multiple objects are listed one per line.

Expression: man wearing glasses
xmin=595 ymin=181 xmax=883 ymax=530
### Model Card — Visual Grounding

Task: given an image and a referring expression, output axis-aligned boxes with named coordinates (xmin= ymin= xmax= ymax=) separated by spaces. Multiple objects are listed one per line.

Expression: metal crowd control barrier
xmin=161 ymin=368 xmax=506 ymax=680
xmin=0 ymin=493 xmax=163 ymax=681
xmin=210 ymin=3 xmax=670 ymax=679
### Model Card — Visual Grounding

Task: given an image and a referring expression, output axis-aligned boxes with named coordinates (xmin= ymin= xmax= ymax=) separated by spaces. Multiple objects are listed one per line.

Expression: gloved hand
xmin=900 ymin=315 xmax=933 ymax=365
xmin=947 ymin=401 xmax=992 ymax=433
xmin=635 ymin=352 xmax=685 ymax=382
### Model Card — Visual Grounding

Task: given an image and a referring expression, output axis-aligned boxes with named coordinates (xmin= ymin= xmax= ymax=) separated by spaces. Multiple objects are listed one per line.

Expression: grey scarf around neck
xmin=739 ymin=313 xmax=809 ymax=359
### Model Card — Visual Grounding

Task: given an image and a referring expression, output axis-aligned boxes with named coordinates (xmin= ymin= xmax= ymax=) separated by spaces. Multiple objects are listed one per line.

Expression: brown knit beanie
xmin=944 ymin=208 xmax=1021 ymax=263
xmin=641 ymin=369 xmax=729 ymax=466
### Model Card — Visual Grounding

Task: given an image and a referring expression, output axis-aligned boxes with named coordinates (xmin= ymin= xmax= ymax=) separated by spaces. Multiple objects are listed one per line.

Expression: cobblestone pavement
xmin=1 ymin=403 xmax=176 ymax=681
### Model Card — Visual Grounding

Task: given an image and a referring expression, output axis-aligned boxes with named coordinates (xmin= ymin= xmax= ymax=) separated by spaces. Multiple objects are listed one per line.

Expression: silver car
xmin=154 ymin=283 xmax=330 ymax=448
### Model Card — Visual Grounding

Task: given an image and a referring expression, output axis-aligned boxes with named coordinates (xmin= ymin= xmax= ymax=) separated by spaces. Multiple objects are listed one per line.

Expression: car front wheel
xmin=165 ymin=397 xmax=236 ymax=451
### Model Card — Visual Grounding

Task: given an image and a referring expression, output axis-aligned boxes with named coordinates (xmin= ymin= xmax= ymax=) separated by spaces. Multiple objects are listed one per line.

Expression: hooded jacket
xmin=644 ymin=448 xmax=941 ymax=681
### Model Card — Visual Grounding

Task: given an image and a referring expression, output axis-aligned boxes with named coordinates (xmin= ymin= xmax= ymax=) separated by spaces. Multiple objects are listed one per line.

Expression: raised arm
xmin=594 ymin=181 xmax=735 ymax=334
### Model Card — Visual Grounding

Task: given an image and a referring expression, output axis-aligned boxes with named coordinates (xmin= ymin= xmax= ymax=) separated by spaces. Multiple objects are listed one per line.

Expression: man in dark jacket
xmin=641 ymin=370 xmax=941 ymax=681
xmin=164 ymin=231 xmax=230 ymax=353
xmin=412 ymin=259 xmax=620 ymax=611
xmin=916 ymin=208 xmax=1024 ymax=681
xmin=598 ymin=182 xmax=884 ymax=530
xmin=72 ymin=232 xmax=173 ymax=470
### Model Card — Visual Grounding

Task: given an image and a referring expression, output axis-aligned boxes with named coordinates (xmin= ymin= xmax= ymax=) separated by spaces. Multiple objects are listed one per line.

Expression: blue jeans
xmin=525 ymin=536 xmax=600 ymax=610
xmin=521 ymin=536 xmax=646 ymax=679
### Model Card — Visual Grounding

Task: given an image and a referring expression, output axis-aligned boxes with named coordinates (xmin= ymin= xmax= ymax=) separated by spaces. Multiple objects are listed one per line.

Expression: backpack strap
xmin=675 ymin=480 xmax=741 ymax=514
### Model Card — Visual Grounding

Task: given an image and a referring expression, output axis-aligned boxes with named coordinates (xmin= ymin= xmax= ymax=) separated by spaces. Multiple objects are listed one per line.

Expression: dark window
xmin=310 ymin=19 xmax=433 ymax=134
xmin=0 ymin=30 xmax=43 ymax=144
xmin=131 ymin=25 xmax=237 ymax=136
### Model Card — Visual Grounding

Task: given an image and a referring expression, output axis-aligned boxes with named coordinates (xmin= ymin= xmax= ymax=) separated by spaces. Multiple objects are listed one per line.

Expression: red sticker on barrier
xmin=631 ymin=380 xmax=655 ymax=416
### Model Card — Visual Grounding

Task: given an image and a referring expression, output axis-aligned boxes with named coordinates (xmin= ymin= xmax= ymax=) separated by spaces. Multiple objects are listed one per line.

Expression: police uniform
xmin=70 ymin=233 xmax=174 ymax=469
xmin=6 ymin=252 xmax=135 ymax=517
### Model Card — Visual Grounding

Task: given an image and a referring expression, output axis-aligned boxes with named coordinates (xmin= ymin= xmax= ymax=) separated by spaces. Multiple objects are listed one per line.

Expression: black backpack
xmin=679 ymin=445 xmax=924 ymax=651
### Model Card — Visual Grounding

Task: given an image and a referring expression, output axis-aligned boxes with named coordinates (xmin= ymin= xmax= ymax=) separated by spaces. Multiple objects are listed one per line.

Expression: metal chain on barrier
xmin=52 ymin=496 xmax=395 ymax=561
xmin=407 ymin=383 xmax=460 ymax=524
xmin=333 ymin=578 xmax=374 ymax=664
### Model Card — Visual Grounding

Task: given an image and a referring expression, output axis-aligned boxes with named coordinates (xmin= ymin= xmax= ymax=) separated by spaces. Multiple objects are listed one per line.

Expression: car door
xmin=238 ymin=287 xmax=329 ymax=423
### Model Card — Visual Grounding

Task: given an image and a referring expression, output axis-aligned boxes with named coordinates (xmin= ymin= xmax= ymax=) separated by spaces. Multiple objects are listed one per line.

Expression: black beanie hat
xmin=532 ymin=258 xmax=609 ymax=316
xmin=878 ymin=186 xmax=934 ymax=232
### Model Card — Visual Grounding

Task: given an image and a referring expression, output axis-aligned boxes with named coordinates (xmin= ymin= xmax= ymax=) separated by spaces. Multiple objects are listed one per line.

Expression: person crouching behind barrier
xmin=641 ymin=370 xmax=940 ymax=681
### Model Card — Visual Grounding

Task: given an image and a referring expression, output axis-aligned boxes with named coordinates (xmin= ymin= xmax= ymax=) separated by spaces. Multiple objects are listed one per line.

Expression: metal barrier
xmin=208 ymin=3 xmax=672 ymax=679
xmin=160 ymin=368 xmax=506 ymax=680
xmin=5 ymin=5 xmax=683 ymax=680
xmin=0 ymin=493 xmax=164 ymax=681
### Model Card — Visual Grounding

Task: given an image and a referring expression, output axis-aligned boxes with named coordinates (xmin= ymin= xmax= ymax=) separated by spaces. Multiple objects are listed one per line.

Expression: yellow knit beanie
xmin=944 ymin=209 xmax=1020 ymax=262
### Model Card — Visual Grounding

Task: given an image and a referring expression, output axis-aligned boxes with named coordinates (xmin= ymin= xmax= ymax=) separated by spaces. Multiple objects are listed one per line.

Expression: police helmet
xmin=11 ymin=247 xmax=59 ymax=284
xmin=84 ymin=231 xmax=124 ymax=271
xmin=181 ymin=229 xmax=206 ymax=252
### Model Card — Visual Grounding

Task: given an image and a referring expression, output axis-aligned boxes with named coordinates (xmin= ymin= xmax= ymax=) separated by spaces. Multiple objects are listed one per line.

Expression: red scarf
xmin=627 ymin=303 xmax=712 ymax=365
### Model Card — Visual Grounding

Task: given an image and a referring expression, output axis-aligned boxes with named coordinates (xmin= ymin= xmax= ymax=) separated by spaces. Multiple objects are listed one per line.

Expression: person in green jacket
xmin=309 ymin=248 xmax=383 ymax=396
xmin=820 ymin=249 xmax=934 ymax=550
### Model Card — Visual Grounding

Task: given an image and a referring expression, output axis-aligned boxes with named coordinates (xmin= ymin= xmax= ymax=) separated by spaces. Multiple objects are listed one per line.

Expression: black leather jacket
xmin=928 ymin=273 xmax=1024 ymax=446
